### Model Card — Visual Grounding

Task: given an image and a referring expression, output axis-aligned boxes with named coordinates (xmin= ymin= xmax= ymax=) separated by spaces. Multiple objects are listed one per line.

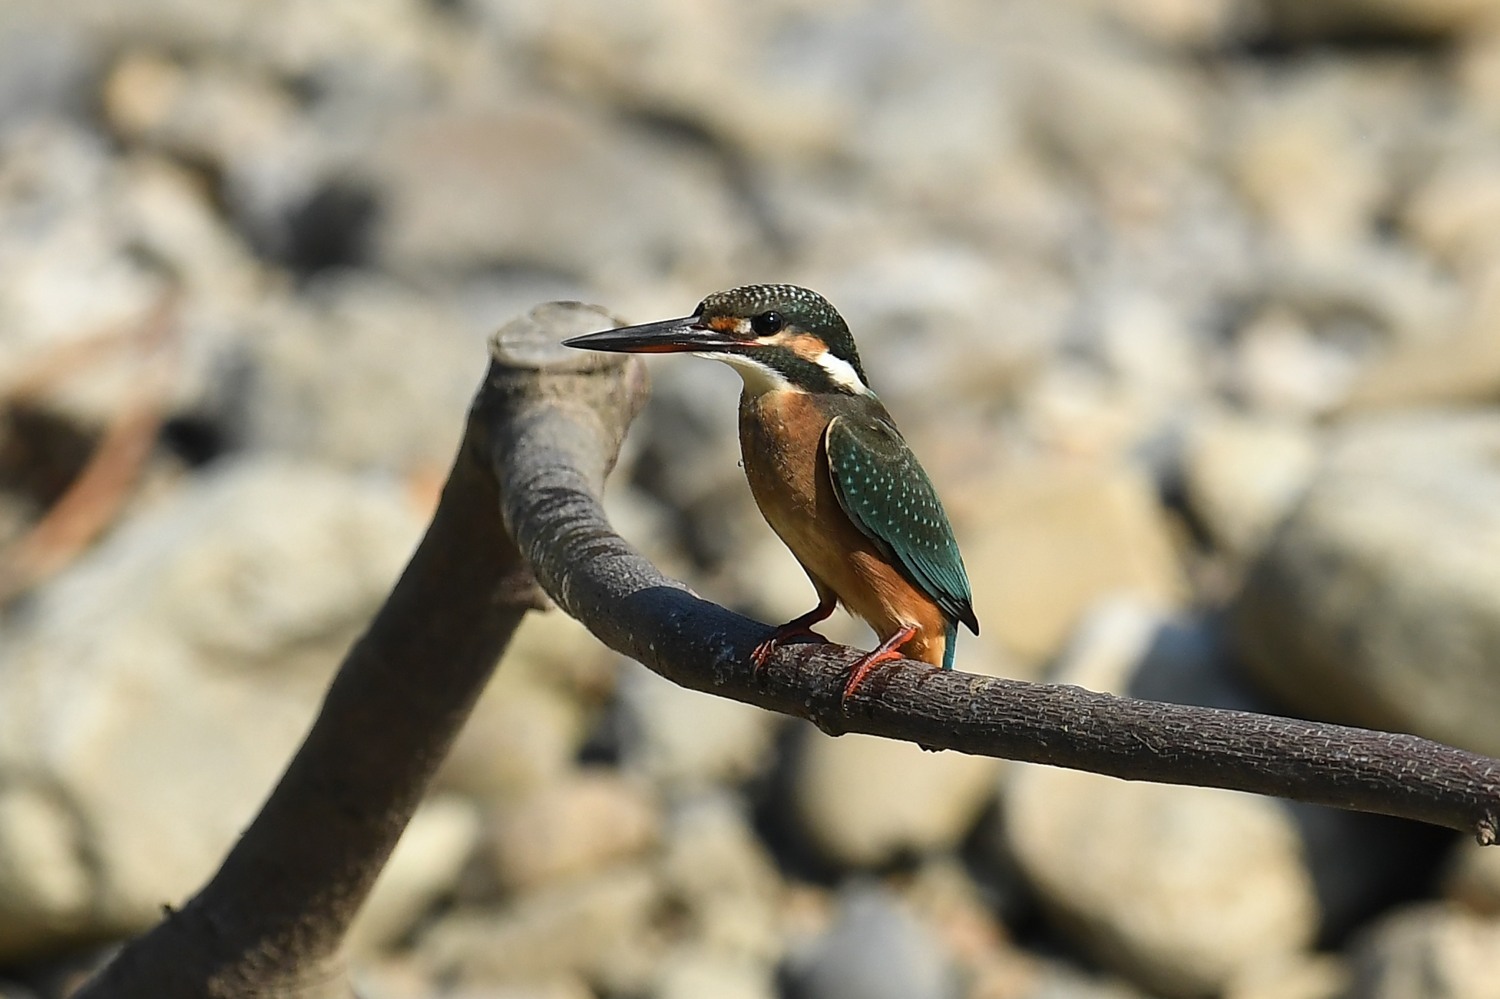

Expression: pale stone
xmin=791 ymin=728 xmax=1001 ymax=868
xmin=102 ymin=52 xmax=298 ymax=169
xmin=437 ymin=684 xmax=589 ymax=801
xmin=658 ymin=795 xmax=783 ymax=964
xmin=1347 ymin=904 xmax=1500 ymax=999
xmin=487 ymin=772 xmax=660 ymax=893
xmin=241 ymin=276 xmax=491 ymax=472
xmin=1005 ymin=768 xmax=1318 ymax=998
xmin=783 ymin=886 xmax=956 ymax=999
xmin=1231 ymin=88 xmax=1386 ymax=256
xmin=1401 ymin=154 xmax=1500 ymax=270
xmin=438 ymin=611 xmax=610 ymax=800
xmin=419 ymin=865 xmax=664 ymax=991
xmin=0 ymin=785 xmax=93 ymax=957
xmin=1228 ymin=308 xmax=1364 ymax=417
xmin=1225 ymin=955 xmax=1351 ymax=999
xmin=1182 ymin=412 xmax=1319 ymax=558
xmin=1001 ymin=600 xmax=1319 ymax=997
xmin=653 ymin=951 xmax=776 ymax=999
xmin=618 ymin=661 xmax=781 ymax=788
xmin=1443 ymin=840 xmax=1500 ymax=915
xmin=370 ymin=101 xmax=748 ymax=284
xmin=1094 ymin=0 xmax=1243 ymax=47
xmin=1234 ymin=411 xmax=1500 ymax=757
xmin=1342 ymin=277 xmax=1500 ymax=411
xmin=957 ymin=463 xmax=1186 ymax=664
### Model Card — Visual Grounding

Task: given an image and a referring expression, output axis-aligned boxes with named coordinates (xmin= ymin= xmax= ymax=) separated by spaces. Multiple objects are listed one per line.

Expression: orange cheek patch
xmin=781 ymin=333 xmax=825 ymax=361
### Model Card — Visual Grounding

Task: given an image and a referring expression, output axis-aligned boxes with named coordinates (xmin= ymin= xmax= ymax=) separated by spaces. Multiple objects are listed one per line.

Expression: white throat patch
xmin=813 ymin=350 xmax=869 ymax=394
xmin=701 ymin=352 xmax=790 ymax=397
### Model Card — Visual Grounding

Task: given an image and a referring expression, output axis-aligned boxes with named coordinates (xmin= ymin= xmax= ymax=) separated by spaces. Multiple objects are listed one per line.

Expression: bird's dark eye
xmin=751 ymin=311 xmax=784 ymax=336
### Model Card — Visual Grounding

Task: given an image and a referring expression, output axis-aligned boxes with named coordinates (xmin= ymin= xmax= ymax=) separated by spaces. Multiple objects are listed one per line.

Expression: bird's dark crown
xmin=697 ymin=284 xmax=871 ymax=393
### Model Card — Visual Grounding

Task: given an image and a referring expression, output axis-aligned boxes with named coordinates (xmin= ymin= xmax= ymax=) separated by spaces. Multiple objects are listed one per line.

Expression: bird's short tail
xmin=942 ymin=620 xmax=958 ymax=670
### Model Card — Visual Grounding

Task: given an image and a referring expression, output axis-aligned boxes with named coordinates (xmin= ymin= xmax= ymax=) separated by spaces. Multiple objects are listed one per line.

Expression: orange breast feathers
xmin=737 ymin=390 xmax=950 ymax=666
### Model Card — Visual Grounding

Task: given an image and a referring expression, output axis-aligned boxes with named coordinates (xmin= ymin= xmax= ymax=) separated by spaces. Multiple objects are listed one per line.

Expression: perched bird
xmin=563 ymin=284 xmax=978 ymax=700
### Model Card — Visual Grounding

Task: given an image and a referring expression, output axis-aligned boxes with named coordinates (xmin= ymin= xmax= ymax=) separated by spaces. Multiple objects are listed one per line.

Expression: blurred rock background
xmin=1 ymin=0 xmax=1499 ymax=996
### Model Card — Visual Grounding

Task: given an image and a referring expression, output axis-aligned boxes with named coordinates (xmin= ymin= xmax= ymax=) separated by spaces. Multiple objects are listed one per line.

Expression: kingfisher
xmin=563 ymin=284 xmax=978 ymax=700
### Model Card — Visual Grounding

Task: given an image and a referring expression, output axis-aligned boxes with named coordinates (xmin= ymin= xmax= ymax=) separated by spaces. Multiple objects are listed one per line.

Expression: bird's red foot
xmin=841 ymin=624 xmax=917 ymax=703
xmin=750 ymin=624 xmax=828 ymax=671
xmin=750 ymin=600 xmax=837 ymax=672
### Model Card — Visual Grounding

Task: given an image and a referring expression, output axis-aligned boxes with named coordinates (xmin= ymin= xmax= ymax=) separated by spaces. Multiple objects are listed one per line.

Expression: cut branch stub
xmin=486 ymin=301 xmax=648 ymax=482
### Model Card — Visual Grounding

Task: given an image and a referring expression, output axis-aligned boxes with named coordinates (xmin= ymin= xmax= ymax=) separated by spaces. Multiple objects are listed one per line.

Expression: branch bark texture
xmin=492 ymin=317 xmax=1500 ymax=846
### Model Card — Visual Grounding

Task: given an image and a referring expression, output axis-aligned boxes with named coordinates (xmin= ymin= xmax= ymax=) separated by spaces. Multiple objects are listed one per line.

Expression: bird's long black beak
xmin=562 ymin=316 xmax=741 ymax=354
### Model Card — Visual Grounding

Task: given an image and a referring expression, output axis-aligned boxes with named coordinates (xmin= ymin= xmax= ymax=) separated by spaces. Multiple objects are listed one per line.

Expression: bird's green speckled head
xmin=695 ymin=283 xmax=868 ymax=387
xmin=562 ymin=284 xmax=872 ymax=397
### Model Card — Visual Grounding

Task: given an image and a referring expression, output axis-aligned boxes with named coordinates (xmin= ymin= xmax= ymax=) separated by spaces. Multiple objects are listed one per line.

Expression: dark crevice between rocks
xmin=576 ymin=693 xmax=634 ymax=769
xmin=158 ymin=350 xmax=254 ymax=470
xmin=158 ymin=415 xmax=232 ymax=468
xmin=959 ymin=797 xmax=1040 ymax=933
xmin=0 ymin=404 xmax=97 ymax=511
xmin=245 ymin=176 xmax=384 ymax=282
xmin=1230 ymin=27 xmax=1456 ymax=62
xmin=1297 ymin=807 xmax=1456 ymax=948
xmin=747 ymin=723 xmax=845 ymax=887
xmin=284 ymin=179 xmax=383 ymax=280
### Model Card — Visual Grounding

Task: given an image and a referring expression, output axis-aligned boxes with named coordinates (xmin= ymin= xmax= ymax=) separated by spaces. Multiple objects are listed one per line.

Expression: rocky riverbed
xmin=2 ymin=1 xmax=1500 ymax=997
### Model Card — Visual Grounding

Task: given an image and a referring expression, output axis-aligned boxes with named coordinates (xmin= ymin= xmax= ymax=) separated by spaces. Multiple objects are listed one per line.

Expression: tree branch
xmin=74 ymin=295 xmax=1500 ymax=999
xmin=75 ymin=302 xmax=643 ymax=999
xmin=491 ymin=320 xmax=1500 ymax=846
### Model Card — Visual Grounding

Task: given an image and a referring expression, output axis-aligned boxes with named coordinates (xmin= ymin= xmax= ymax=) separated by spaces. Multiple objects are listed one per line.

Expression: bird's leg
xmin=841 ymin=624 xmax=917 ymax=702
xmin=750 ymin=594 xmax=838 ymax=671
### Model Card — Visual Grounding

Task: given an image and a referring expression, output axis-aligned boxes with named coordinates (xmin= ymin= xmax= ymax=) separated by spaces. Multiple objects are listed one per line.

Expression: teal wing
xmin=824 ymin=415 xmax=979 ymax=636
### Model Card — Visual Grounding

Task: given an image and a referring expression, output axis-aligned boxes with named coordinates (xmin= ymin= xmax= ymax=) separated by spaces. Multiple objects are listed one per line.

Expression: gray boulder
xmin=1346 ymin=904 xmax=1500 ymax=999
xmin=1234 ymin=410 xmax=1500 ymax=755
xmin=1001 ymin=601 xmax=1320 ymax=997
xmin=782 ymin=885 xmax=956 ymax=999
